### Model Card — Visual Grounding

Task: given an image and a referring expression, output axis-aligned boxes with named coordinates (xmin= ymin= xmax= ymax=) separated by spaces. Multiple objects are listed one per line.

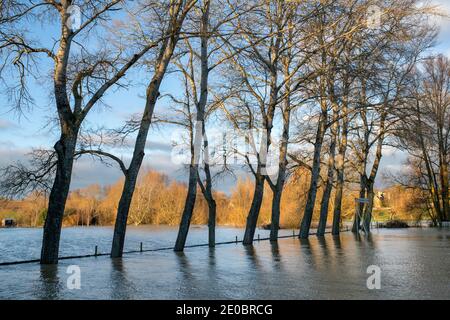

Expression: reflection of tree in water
xmin=332 ymin=236 xmax=342 ymax=250
xmin=174 ymin=252 xmax=200 ymax=299
xmin=270 ymin=242 xmax=280 ymax=261
xmin=207 ymin=247 xmax=216 ymax=268
xmin=308 ymin=238 xmax=328 ymax=272
xmin=110 ymin=258 xmax=137 ymax=299
xmin=244 ymin=245 xmax=261 ymax=269
xmin=36 ymin=264 xmax=61 ymax=300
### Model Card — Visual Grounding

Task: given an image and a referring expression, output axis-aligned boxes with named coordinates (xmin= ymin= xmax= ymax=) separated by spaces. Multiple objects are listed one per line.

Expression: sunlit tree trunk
xmin=270 ymin=105 xmax=290 ymax=241
xmin=331 ymin=87 xmax=349 ymax=235
xmin=111 ymin=1 xmax=194 ymax=257
xmin=41 ymin=131 xmax=78 ymax=264
xmin=201 ymin=132 xmax=217 ymax=247
xmin=174 ymin=0 xmax=210 ymax=251
xmin=41 ymin=17 xmax=77 ymax=264
xmin=243 ymin=172 xmax=265 ymax=245
xmin=317 ymin=97 xmax=339 ymax=236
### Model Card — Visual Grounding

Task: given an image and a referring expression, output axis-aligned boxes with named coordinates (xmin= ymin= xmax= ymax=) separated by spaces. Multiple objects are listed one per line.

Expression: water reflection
xmin=270 ymin=242 xmax=280 ymax=259
xmin=364 ymin=233 xmax=375 ymax=249
xmin=331 ymin=235 xmax=342 ymax=249
xmin=309 ymin=238 xmax=328 ymax=271
xmin=316 ymin=236 xmax=329 ymax=254
xmin=110 ymin=258 xmax=136 ymax=299
xmin=207 ymin=247 xmax=216 ymax=268
xmin=244 ymin=245 xmax=261 ymax=268
xmin=174 ymin=251 xmax=204 ymax=299
xmin=175 ymin=252 xmax=193 ymax=274
xmin=299 ymin=238 xmax=310 ymax=246
xmin=1 ymin=229 xmax=448 ymax=299
xmin=36 ymin=264 xmax=60 ymax=300
xmin=352 ymin=232 xmax=362 ymax=242
xmin=269 ymin=242 xmax=284 ymax=272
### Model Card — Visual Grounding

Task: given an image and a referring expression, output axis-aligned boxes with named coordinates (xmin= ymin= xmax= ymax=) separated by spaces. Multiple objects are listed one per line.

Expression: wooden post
xmin=140 ymin=242 xmax=143 ymax=252
xmin=292 ymin=230 xmax=295 ymax=237
xmin=235 ymin=236 xmax=238 ymax=243
xmin=94 ymin=245 xmax=98 ymax=256
xmin=257 ymin=234 xmax=260 ymax=241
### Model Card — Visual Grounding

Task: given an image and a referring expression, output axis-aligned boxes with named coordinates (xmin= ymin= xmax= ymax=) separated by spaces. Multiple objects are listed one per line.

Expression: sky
xmin=1 ymin=0 xmax=450 ymax=195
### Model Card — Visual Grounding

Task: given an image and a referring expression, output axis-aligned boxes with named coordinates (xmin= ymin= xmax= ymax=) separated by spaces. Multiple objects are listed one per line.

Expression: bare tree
xmin=110 ymin=0 xmax=197 ymax=258
xmin=393 ymin=55 xmax=450 ymax=224
xmin=219 ymin=0 xmax=329 ymax=245
xmin=349 ymin=35 xmax=434 ymax=233
xmin=298 ymin=0 xmax=370 ymax=238
xmin=0 ymin=0 xmax=161 ymax=264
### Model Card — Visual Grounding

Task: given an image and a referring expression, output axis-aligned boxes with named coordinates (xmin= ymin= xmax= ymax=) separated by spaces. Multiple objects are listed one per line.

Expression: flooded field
xmin=0 ymin=227 xmax=449 ymax=299
xmin=0 ymin=225 xmax=296 ymax=263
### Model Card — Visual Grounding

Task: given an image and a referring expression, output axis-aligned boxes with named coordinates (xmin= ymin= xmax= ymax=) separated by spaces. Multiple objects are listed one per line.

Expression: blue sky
xmin=1 ymin=0 xmax=450 ymax=193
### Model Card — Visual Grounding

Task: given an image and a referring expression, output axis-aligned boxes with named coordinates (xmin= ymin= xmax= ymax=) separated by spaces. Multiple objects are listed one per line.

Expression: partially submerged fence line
xmin=0 ymin=228 xmax=351 ymax=266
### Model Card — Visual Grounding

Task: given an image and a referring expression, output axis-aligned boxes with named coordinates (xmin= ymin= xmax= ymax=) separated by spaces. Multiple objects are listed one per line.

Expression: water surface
xmin=0 ymin=228 xmax=448 ymax=299
xmin=0 ymin=225 xmax=295 ymax=263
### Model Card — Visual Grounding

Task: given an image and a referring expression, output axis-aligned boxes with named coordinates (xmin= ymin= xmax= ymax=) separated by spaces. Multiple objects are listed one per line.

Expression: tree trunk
xmin=362 ymin=111 xmax=385 ymax=232
xmin=363 ymin=183 xmax=375 ymax=232
xmin=243 ymin=174 xmax=265 ymax=245
xmin=40 ymin=19 xmax=75 ymax=265
xmin=110 ymin=5 xmax=188 ymax=257
xmin=353 ymin=175 xmax=367 ymax=233
xmin=331 ymin=121 xmax=348 ymax=236
xmin=203 ymin=149 xmax=216 ymax=247
xmin=439 ymin=155 xmax=449 ymax=221
xmin=270 ymin=103 xmax=290 ymax=242
xmin=331 ymin=166 xmax=344 ymax=235
xmin=40 ymin=133 xmax=77 ymax=264
xmin=317 ymin=173 xmax=333 ymax=236
xmin=299 ymin=109 xmax=327 ymax=239
xmin=174 ymin=164 xmax=199 ymax=251
xmin=110 ymin=72 xmax=164 ymax=258
xmin=270 ymin=185 xmax=283 ymax=241
xmin=414 ymin=100 xmax=444 ymax=223
xmin=331 ymin=83 xmax=349 ymax=236
xmin=110 ymin=52 xmax=168 ymax=256
xmin=111 ymin=157 xmax=143 ymax=258
xmin=198 ymin=130 xmax=217 ymax=247
xmin=173 ymin=119 xmax=202 ymax=252
xmin=317 ymin=104 xmax=338 ymax=236
xmin=174 ymin=0 xmax=210 ymax=251
xmin=208 ymin=198 xmax=216 ymax=247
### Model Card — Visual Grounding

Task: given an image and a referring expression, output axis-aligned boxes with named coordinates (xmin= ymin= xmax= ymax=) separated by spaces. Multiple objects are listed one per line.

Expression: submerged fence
xmin=0 ymin=228 xmax=351 ymax=266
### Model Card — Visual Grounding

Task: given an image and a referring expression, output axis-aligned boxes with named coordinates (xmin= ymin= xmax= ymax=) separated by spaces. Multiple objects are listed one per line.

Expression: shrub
xmin=384 ymin=219 xmax=409 ymax=228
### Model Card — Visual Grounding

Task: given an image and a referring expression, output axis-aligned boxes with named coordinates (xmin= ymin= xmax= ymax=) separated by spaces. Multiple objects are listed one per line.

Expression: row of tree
xmin=0 ymin=0 xmax=448 ymax=264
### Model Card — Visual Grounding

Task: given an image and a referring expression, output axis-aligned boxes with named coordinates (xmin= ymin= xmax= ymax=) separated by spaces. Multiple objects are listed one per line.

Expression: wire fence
xmin=0 ymin=227 xmax=351 ymax=267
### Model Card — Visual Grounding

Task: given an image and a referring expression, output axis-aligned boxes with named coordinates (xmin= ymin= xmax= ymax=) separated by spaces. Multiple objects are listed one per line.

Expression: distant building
xmin=1 ymin=218 xmax=16 ymax=227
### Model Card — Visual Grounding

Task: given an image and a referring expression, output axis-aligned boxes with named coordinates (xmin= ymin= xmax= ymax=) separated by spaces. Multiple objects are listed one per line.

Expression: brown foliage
xmin=0 ymin=168 xmax=429 ymax=228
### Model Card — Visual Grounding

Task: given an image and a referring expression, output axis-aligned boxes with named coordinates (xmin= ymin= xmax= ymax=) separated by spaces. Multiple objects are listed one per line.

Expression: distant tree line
xmin=0 ymin=168 xmax=430 ymax=228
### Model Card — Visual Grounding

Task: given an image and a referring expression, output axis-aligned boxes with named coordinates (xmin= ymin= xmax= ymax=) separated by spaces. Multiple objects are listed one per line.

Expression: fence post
xmin=257 ymin=234 xmax=260 ymax=241
xmin=235 ymin=236 xmax=238 ymax=244
xmin=140 ymin=242 xmax=143 ymax=252
xmin=94 ymin=245 xmax=98 ymax=256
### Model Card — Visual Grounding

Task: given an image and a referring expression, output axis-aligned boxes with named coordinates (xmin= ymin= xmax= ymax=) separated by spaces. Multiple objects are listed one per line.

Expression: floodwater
xmin=0 ymin=227 xmax=449 ymax=299
xmin=0 ymin=225 xmax=295 ymax=263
